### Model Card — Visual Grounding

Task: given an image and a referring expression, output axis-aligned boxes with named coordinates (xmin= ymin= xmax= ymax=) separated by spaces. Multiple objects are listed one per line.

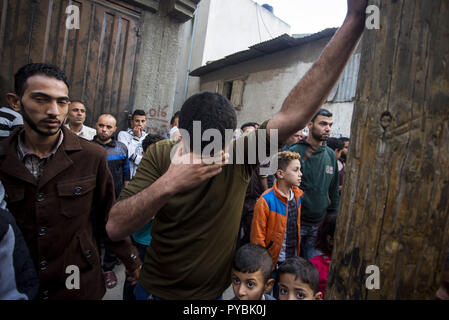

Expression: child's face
xmin=231 ymin=268 xmax=274 ymax=300
xmin=278 ymin=159 xmax=302 ymax=187
xmin=278 ymin=273 xmax=322 ymax=300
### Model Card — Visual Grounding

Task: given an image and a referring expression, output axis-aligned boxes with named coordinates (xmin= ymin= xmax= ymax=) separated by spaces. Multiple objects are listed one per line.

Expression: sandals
xmin=104 ymin=271 xmax=118 ymax=289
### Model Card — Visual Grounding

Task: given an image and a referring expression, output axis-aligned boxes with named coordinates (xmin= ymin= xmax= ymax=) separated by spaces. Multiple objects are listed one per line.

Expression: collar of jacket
xmin=92 ymin=136 xmax=117 ymax=148
xmin=272 ymin=181 xmax=303 ymax=205
xmin=294 ymin=139 xmax=326 ymax=154
xmin=0 ymin=126 xmax=82 ymax=186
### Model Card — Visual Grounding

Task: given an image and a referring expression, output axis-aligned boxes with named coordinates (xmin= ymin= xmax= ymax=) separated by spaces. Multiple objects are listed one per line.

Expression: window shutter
xmin=230 ymin=79 xmax=245 ymax=109
xmin=216 ymin=81 xmax=224 ymax=95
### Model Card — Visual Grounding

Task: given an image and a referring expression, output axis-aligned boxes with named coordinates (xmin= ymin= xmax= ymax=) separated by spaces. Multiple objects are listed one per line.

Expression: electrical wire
xmin=258 ymin=4 xmax=274 ymax=39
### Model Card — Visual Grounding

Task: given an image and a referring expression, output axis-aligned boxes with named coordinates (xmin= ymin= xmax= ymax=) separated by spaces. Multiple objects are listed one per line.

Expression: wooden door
xmin=0 ymin=0 xmax=143 ymax=130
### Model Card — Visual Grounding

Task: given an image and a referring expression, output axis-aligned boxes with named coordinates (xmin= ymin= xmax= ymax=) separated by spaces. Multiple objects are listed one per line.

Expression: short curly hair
xmin=275 ymin=151 xmax=301 ymax=179
xmin=14 ymin=63 xmax=69 ymax=97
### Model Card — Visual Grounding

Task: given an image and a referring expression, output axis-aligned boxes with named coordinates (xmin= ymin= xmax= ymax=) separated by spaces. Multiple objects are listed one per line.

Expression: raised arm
xmin=267 ymin=0 xmax=368 ymax=143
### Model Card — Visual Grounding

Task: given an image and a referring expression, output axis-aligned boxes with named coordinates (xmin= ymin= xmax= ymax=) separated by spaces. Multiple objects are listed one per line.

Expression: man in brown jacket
xmin=0 ymin=63 xmax=141 ymax=300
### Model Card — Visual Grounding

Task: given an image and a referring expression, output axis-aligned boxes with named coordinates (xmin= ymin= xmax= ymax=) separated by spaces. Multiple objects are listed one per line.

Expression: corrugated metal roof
xmin=327 ymin=53 xmax=360 ymax=102
xmin=190 ymin=28 xmax=338 ymax=77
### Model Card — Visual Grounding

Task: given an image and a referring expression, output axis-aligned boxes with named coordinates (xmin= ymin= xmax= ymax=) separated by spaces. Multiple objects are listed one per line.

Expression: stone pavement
xmin=102 ymin=263 xmax=234 ymax=300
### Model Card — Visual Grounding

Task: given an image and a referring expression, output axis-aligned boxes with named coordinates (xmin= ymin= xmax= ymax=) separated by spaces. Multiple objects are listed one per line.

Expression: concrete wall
xmin=203 ymin=0 xmax=290 ymax=64
xmin=133 ymin=11 xmax=186 ymax=135
xmin=180 ymin=0 xmax=291 ymax=108
xmin=198 ymin=36 xmax=355 ymax=138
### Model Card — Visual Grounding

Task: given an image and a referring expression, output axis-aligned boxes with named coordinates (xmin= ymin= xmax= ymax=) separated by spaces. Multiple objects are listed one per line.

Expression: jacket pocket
xmin=57 ymin=176 xmax=96 ymax=218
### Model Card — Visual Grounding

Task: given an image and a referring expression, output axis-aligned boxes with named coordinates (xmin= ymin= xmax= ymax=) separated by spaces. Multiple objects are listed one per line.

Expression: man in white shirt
xmin=118 ymin=109 xmax=148 ymax=178
xmin=64 ymin=101 xmax=96 ymax=140
xmin=169 ymin=111 xmax=180 ymax=140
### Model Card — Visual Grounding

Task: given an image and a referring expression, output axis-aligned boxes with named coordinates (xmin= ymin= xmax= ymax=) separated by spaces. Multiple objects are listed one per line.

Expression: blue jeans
xmin=300 ymin=224 xmax=322 ymax=260
xmin=134 ymin=284 xmax=162 ymax=300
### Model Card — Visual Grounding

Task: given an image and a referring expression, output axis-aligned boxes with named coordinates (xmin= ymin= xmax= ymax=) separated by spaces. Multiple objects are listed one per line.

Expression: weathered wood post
xmin=326 ymin=0 xmax=449 ymax=299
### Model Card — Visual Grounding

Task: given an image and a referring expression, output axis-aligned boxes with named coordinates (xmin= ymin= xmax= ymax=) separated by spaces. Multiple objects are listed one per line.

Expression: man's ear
xmin=6 ymin=93 xmax=21 ymax=112
xmin=307 ymin=121 xmax=313 ymax=131
xmin=264 ymin=278 xmax=275 ymax=294
xmin=314 ymin=291 xmax=323 ymax=300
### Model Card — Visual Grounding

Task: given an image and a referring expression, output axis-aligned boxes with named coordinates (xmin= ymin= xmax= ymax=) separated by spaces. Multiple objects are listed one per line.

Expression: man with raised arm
xmin=107 ymin=1 xmax=368 ymax=300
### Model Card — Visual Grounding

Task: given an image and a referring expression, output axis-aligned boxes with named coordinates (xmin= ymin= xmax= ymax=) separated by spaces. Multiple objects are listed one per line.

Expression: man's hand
xmin=125 ymin=265 xmax=142 ymax=286
xmin=133 ymin=126 xmax=143 ymax=137
xmin=347 ymin=0 xmax=368 ymax=17
xmin=164 ymin=144 xmax=229 ymax=194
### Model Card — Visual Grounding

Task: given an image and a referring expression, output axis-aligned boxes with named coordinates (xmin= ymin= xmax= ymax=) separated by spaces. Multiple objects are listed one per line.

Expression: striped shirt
xmin=0 ymin=107 xmax=23 ymax=140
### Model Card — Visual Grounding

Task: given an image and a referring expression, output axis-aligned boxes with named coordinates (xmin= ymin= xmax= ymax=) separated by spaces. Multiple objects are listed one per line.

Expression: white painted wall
xmin=182 ymin=0 xmax=291 ymax=101
xmin=199 ymin=36 xmax=356 ymax=138
xmin=203 ymin=0 xmax=290 ymax=64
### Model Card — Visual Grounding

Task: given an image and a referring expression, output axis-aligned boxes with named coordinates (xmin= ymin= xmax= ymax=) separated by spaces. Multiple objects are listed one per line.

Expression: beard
xmin=311 ymin=127 xmax=329 ymax=142
xmin=97 ymin=134 xmax=113 ymax=142
xmin=20 ymin=100 xmax=65 ymax=136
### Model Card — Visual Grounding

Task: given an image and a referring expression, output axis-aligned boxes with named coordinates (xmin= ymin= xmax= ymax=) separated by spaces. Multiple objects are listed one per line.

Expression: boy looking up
xmin=278 ymin=256 xmax=322 ymax=300
xmin=231 ymin=243 xmax=275 ymax=300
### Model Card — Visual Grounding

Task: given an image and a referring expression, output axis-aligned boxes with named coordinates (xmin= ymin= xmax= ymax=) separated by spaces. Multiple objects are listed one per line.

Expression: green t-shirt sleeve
xmin=118 ymin=141 xmax=166 ymax=201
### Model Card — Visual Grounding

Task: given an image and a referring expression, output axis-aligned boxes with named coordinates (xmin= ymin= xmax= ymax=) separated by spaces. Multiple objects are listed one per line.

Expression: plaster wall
xmin=199 ymin=36 xmax=355 ymax=138
xmin=133 ymin=11 xmax=186 ymax=135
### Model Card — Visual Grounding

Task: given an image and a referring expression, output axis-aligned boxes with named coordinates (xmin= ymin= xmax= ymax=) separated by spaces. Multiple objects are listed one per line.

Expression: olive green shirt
xmin=119 ymin=125 xmax=271 ymax=299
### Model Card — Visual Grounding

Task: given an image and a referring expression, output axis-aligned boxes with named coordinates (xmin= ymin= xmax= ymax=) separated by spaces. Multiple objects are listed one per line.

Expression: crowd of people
xmin=0 ymin=0 xmax=447 ymax=301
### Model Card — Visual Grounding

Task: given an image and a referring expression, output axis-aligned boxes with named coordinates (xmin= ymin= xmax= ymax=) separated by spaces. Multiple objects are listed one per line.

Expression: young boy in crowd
xmin=251 ymin=151 xmax=303 ymax=297
xmin=310 ymin=212 xmax=336 ymax=298
xmin=278 ymin=256 xmax=322 ymax=300
xmin=231 ymin=243 xmax=276 ymax=300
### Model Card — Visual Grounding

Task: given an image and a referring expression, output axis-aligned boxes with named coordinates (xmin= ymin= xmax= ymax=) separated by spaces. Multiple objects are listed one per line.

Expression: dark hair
xmin=233 ymin=243 xmax=273 ymax=283
xmin=240 ymin=122 xmax=258 ymax=131
xmin=142 ymin=133 xmax=165 ymax=152
xmin=132 ymin=109 xmax=146 ymax=119
xmin=315 ymin=212 xmax=337 ymax=255
xmin=326 ymin=137 xmax=344 ymax=152
xmin=311 ymin=108 xmax=332 ymax=122
xmin=179 ymin=92 xmax=237 ymax=154
xmin=70 ymin=100 xmax=87 ymax=108
xmin=278 ymin=256 xmax=320 ymax=293
xmin=14 ymin=63 xmax=69 ymax=97
xmin=170 ymin=111 xmax=180 ymax=125
xmin=339 ymin=137 xmax=350 ymax=143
